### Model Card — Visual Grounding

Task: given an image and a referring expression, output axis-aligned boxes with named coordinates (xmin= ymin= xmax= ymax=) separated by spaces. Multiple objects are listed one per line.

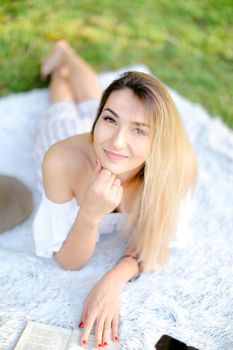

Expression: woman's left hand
xmin=79 ymin=273 xmax=121 ymax=348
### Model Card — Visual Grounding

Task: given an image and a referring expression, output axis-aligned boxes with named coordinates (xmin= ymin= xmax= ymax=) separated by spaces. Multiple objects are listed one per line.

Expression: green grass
xmin=0 ymin=0 xmax=232 ymax=128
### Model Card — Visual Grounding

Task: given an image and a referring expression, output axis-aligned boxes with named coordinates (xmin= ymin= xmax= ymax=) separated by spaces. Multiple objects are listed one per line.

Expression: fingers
xmin=94 ymin=158 xmax=122 ymax=189
xmin=92 ymin=157 xmax=114 ymax=184
xmin=111 ymin=315 xmax=119 ymax=343
xmin=95 ymin=167 xmax=116 ymax=188
xmin=95 ymin=316 xmax=117 ymax=348
xmin=79 ymin=307 xmax=87 ymax=330
xmin=95 ymin=317 xmax=105 ymax=348
xmin=79 ymin=313 xmax=119 ymax=348
xmin=112 ymin=177 xmax=121 ymax=187
xmin=95 ymin=313 xmax=119 ymax=348
xmin=101 ymin=318 xmax=112 ymax=347
xmin=80 ymin=313 xmax=96 ymax=347
xmin=111 ymin=178 xmax=123 ymax=203
xmin=94 ymin=315 xmax=119 ymax=347
xmin=80 ymin=315 xmax=109 ymax=349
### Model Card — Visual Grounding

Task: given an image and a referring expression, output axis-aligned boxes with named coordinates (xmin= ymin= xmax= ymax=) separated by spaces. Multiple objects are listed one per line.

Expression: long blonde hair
xmin=90 ymin=72 xmax=198 ymax=271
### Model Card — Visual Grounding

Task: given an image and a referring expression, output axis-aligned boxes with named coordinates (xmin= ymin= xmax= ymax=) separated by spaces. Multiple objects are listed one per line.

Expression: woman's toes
xmin=55 ymin=39 xmax=69 ymax=50
xmin=40 ymin=41 xmax=68 ymax=77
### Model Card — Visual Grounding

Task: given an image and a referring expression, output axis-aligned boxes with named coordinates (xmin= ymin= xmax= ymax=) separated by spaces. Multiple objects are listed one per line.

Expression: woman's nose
xmin=111 ymin=130 xmax=127 ymax=150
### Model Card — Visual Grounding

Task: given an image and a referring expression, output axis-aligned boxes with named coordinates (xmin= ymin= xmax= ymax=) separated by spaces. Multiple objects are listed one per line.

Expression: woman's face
xmin=93 ymin=88 xmax=152 ymax=182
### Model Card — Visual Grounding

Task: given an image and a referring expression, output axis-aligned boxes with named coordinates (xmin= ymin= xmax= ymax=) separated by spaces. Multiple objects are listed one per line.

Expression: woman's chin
xmin=97 ymin=153 xmax=137 ymax=177
xmin=101 ymin=162 xmax=122 ymax=174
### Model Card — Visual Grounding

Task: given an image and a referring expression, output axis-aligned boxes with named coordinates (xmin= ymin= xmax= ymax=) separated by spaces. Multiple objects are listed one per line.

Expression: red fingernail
xmin=98 ymin=344 xmax=102 ymax=348
xmin=79 ymin=321 xmax=84 ymax=328
xmin=82 ymin=339 xmax=87 ymax=345
xmin=114 ymin=336 xmax=118 ymax=341
xmin=103 ymin=342 xmax=108 ymax=346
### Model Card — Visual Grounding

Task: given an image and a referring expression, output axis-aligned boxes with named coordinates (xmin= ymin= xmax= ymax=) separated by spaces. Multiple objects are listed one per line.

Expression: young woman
xmin=33 ymin=40 xmax=198 ymax=348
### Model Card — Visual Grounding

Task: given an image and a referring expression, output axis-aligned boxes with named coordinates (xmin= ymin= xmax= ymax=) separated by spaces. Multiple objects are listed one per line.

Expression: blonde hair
xmin=90 ymin=72 xmax=198 ymax=272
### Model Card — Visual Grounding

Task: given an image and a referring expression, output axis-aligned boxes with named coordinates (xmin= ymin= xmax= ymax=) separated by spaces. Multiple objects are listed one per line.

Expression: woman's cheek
xmin=135 ymin=141 xmax=149 ymax=159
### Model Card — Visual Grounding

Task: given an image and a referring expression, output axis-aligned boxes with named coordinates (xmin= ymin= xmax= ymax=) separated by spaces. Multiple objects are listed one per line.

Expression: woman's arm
xmin=42 ymin=144 xmax=123 ymax=271
xmin=53 ymin=209 xmax=101 ymax=270
xmin=107 ymin=245 xmax=143 ymax=284
xmin=107 ymin=253 xmax=142 ymax=285
xmin=79 ymin=249 xmax=143 ymax=348
xmin=42 ymin=145 xmax=102 ymax=270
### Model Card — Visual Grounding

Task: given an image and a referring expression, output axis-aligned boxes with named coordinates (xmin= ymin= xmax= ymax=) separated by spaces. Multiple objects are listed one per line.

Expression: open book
xmin=15 ymin=321 xmax=120 ymax=350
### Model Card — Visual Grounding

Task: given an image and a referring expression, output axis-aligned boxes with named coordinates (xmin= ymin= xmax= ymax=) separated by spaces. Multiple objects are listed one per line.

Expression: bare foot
xmin=40 ymin=40 xmax=71 ymax=79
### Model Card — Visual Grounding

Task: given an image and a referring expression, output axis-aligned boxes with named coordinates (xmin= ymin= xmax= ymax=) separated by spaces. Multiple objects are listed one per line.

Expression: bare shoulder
xmin=43 ymin=133 xmax=94 ymax=202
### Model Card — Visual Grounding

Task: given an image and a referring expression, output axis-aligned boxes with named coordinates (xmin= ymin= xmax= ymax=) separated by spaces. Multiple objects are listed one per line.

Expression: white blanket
xmin=0 ymin=66 xmax=232 ymax=350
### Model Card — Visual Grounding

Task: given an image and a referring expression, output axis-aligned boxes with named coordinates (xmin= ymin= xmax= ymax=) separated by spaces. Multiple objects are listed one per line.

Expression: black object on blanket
xmin=155 ymin=334 xmax=199 ymax=349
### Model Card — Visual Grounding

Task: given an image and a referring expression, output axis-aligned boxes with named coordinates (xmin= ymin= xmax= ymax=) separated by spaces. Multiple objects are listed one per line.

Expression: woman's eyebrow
xmin=103 ymin=108 xmax=150 ymax=128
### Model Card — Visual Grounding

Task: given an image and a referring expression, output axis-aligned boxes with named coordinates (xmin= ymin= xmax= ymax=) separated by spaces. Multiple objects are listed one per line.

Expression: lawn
xmin=0 ymin=0 xmax=232 ymax=128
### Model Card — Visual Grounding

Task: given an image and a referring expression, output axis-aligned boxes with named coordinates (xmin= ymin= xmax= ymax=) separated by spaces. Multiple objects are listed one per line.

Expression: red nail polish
xmin=114 ymin=336 xmax=118 ymax=341
xmin=82 ymin=339 xmax=87 ymax=345
xmin=98 ymin=344 xmax=102 ymax=348
xmin=79 ymin=321 xmax=84 ymax=328
xmin=103 ymin=342 xmax=108 ymax=346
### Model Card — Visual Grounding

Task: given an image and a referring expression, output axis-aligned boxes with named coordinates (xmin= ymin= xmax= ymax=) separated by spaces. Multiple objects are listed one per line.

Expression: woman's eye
xmin=134 ymin=128 xmax=146 ymax=136
xmin=103 ymin=116 xmax=116 ymax=124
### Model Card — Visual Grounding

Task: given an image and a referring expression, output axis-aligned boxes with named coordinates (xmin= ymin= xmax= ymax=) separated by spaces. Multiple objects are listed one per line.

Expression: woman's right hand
xmin=80 ymin=159 xmax=123 ymax=220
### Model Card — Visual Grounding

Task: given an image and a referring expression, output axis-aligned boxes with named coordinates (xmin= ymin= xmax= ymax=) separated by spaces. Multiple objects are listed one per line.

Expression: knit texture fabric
xmin=0 ymin=66 xmax=232 ymax=350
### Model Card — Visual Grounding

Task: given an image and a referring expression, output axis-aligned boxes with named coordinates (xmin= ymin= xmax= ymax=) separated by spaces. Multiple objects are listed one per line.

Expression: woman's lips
xmin=104 ymin=149 xmax=127 ymax=160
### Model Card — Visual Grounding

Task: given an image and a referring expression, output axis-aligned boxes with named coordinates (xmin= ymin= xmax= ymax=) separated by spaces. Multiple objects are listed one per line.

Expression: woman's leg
xmin=41 ymin=40 xmax=102 ymax=103
xmin=49 ymin=66 xmax=75 ymax=103
xmin=35 ymin=41 xmax=101 ymax=191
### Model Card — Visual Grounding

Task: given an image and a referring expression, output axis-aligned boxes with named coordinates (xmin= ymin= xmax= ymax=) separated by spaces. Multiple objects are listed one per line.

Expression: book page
xmin=67 ymin=329 xmax=120 ymax=350
xmin=14 ymin=321 xmax=71 ymax=350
